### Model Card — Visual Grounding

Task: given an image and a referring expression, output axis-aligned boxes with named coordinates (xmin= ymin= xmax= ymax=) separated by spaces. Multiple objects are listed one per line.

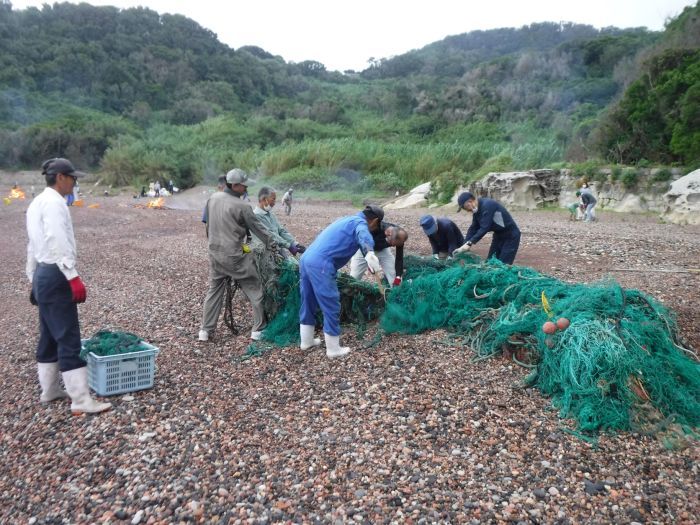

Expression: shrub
xmin=652 ymin=168 xmax=672 ymax=182
xmin=610 ymin=165 xmax=622 ymax=181
xmin=621 ymin=168 xmax=639 ymax=189
xmin=430 ymin=169 xmax=466 ymax=205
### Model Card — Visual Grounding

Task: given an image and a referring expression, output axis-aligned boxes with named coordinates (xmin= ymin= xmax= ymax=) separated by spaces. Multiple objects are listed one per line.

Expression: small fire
xmin=146 ymin=197 xmax=165 ymax=209
xmin=8 ymin=187 xmax=26 ymax=200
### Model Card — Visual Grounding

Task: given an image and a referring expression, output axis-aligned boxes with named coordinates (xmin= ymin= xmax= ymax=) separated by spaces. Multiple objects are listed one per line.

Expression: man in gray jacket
xmin=251 ymin=186 xmax=305 ymax=256
xmin=198 ymin=169 xmax=275 ymax=342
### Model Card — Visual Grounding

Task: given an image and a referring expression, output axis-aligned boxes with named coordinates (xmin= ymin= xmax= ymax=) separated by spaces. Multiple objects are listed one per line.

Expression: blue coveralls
xmin=464 ymin=198 xmax=521 ymax=264
xmin=299 ymin=213 xmax=375 ymax=336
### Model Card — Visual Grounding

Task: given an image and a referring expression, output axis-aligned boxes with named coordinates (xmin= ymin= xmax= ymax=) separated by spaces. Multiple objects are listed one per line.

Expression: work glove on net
xmin=392 ymin=276 xmax=402 ymax=286
xmin=364 ymin=251 xmax=381 ymax=274
xmin=289 ymin=243 xmax=306 ymax=256
xmin=68 ymin=277 xmax=87 ymax=303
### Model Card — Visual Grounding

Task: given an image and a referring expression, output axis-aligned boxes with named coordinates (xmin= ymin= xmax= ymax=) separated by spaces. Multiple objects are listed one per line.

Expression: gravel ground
xmin=1 ymin=189 xmax=698 ymax=524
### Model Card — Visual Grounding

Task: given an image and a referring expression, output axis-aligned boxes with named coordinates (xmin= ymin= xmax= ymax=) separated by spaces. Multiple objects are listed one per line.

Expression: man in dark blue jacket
xmin=453 ymin=192 xmax=521 ymax=264
xmin=419 ymin=215 xmax=464 ymax=259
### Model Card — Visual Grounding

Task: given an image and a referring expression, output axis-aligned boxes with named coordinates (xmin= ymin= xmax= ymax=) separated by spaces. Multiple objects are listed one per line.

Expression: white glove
xmin=454 ymin=243 xmax=471 ymax=255
xmin=432 ymin=254 xmax=439 ymax=260
xmin=364 ymin=251 xmax=381 ymax=274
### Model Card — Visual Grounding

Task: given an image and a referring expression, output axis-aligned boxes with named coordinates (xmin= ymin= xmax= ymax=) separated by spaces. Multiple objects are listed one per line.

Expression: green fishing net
xmin=255 ymin=252 xmax=699 ymax=435
xmin=80 ymin=330 xmax=146 ymax=359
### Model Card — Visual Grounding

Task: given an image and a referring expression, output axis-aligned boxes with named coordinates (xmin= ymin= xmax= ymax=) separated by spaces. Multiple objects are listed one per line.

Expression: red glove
xmin=68 ymin=276 xmax=87 ymax=303
xmin=393 ymin=276 xmax=402 ymax=286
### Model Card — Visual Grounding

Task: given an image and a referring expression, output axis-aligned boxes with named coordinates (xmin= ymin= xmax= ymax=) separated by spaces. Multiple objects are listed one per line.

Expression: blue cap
xmin=420 ymin=215 xmax=437 ymax=236
xmin=457 ymin=191 xmax=475 ymax=212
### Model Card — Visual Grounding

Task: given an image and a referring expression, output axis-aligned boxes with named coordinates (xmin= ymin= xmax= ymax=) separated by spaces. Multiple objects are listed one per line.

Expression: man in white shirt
xmin=26 ymin=158 xmax=111 ymax=415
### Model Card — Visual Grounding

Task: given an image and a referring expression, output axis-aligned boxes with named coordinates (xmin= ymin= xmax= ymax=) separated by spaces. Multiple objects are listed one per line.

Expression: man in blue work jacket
xmin=453 ymin=192 xmax=521 ymax=264
xmin=419 ymin=215 xmax=465 ymax=259
xmin=299 ymin=205 xmax=383 ymax=358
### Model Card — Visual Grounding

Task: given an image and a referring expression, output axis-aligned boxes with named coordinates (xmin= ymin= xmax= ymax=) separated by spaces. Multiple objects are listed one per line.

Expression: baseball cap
xmin=226 ymin=168 xmax=255 ymax=185
xmin=41 ymin=158 xmax=87 ymax=178
xmin=420 ymin=215 xmax=437 ymax=236
xmin=457 ymin=191 xmax=475 ymax=212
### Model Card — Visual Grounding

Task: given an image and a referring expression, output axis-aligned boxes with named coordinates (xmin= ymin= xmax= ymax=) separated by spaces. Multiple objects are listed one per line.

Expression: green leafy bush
xmin=652 ymin=168 xmax=672 ymax=182
xmin=610 ymin=165 xmax=622 ymax=181
xmin=621 ymin=168 xmax=639 ymax=189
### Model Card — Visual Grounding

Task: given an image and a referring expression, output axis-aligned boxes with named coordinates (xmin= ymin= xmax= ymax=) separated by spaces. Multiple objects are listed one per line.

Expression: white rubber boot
xmin=324 ymin=333 xmax=350 ymax=358
xmin=300 ymin=324 xmax=321 ymax=350
xmin=37 ymin=362 xmax=68 ymax=403
xmin=62 ymin=367 xmax=112 ymax=415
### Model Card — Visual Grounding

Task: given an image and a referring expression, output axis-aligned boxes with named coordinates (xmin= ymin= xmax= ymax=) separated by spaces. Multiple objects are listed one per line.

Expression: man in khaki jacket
xmin=198 ymin=169 xmax=275 ymax=342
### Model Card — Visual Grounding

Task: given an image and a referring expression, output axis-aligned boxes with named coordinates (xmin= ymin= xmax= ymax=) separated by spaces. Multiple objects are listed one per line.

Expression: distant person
xmin=453 ymin=192 xmax=521 ymax=264
xmin=566 ymin=201 xmax=579 ymax=221
xmin=198 ymin=169 xmax=275 ymax=342
xmin=419 ymin=215 xmax=464 ymax=259
xmin=202 ymin=175 xmax=227 ymax=226
xmin=154 ymin=180 xmax=161 ymax=195
xmin=251 ymin=186 xmax=305 ymax=256
xmin=577 ymin=187 xmax=597 ymax=222
xmin=26 ymin=158 xmax=111 ymax=415
xmin=282 ymin=188 xmax=293 ymax=216
xmin=350 ymin=208 xmax=408 ymax=287
xmin=140 ymin=186 xmax=147 ymax=198
xmin=299 ymin=206 xmax=382 ymax=358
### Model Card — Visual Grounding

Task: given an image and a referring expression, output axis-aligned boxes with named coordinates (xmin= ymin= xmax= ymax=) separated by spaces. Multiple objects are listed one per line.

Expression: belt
xmin=37 ymin=262 xmax=58 ymax=268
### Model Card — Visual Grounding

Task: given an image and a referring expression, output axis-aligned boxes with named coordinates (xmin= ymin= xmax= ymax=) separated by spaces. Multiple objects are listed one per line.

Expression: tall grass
xmin=100 ymin=116 xmax=565 ymax=192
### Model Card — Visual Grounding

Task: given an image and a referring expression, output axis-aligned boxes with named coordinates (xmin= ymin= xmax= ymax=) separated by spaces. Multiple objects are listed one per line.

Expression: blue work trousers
xmin=32 ymin=264 xmax=85 ymax=372
xmin=299 ymin=259 xmax=341 ymax=336
xmin=488 ymin=231 xmax=521 ymax=265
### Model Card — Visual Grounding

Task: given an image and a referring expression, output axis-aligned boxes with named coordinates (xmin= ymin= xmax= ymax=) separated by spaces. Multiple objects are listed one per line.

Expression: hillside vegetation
xmin=0 ymin=1 xmax=698 ymax=194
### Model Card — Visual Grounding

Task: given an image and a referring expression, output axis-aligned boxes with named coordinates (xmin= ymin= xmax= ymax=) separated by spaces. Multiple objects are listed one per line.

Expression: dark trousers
xmin=488 ymin=230 xmax=521 ymax=265
xmin=33 ymin=264 xmax=85 ymax=372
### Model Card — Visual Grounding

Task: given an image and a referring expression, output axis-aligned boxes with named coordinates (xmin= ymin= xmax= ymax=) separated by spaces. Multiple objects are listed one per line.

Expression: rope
xmin=223 ymin=277 xmax=241 ymax=335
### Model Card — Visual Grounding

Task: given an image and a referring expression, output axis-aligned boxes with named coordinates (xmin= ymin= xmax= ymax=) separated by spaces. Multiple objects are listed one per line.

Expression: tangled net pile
xmin=254 ymin=253 xmax=699 ymax=435
xmin=80 ymin=330 xmax=145 ymax=359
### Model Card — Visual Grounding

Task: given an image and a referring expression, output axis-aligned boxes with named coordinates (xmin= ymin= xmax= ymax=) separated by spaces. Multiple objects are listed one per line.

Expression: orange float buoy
xmin=542 ymin=321 xmax=557 ymax=335
xmin=556 ymin=317 xmax=570 ymax=330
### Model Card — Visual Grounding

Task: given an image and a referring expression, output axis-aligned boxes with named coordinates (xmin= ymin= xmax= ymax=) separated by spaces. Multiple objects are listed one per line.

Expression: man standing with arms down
xmin=198 ymin=168 xmax=275 ymax=342
xmin=299 ymin=206 xmax=383 ymax=358
xmin=281 ymin=188 xmax=293 ymax=216
xmin=26 ymin=158 xmax=111 ymax=415
xmin=453 ymin=191 xmax=521 ymax=264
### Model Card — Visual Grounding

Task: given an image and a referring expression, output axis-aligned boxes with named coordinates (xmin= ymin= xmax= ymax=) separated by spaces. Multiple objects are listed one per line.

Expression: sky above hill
xmin=11 ymin=0 xmax=697 ymax=71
